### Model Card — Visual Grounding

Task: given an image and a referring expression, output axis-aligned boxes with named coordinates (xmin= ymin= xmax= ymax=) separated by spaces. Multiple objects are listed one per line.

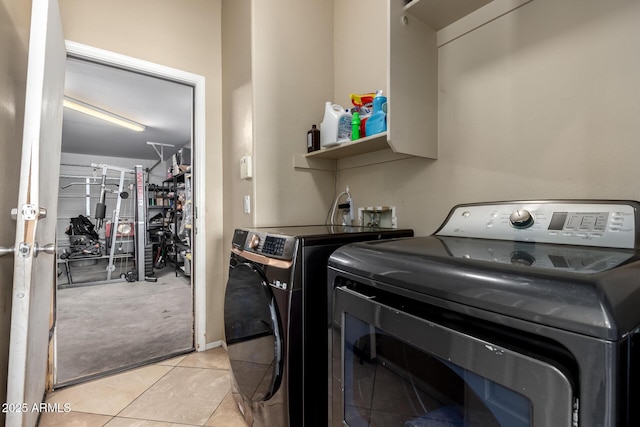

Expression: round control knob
xmin=510 ymin=251 xmax=536 ymax=267
xmin=248 ymin=234 xmax=260 ymax=249
xmin=509 ymin=209 xmax=535 ymax=229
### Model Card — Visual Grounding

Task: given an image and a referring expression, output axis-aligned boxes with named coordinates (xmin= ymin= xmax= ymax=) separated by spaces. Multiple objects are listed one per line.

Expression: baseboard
xmin=203 ymin=340 xmax=224 ymax=351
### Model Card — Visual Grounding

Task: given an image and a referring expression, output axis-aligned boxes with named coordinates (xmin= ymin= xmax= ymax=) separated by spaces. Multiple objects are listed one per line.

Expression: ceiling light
xmin=63 ymin=96 xmax=146 ymax=132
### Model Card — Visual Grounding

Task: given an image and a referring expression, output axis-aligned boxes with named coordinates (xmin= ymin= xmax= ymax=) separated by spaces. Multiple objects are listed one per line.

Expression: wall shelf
xmin=403 ymin=0 xmax=493 ymax=30
xmin=294 ymin=133 xmax=392 ymax=170
xmin=308 ymin=133 xmax=389 ymax=159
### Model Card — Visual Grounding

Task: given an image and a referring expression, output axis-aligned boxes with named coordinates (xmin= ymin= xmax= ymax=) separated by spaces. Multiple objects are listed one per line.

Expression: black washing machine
xmin=224 ymin=225 xmax=413 ymax=427
xmin=329 ymin=200 xmax=640 ymax=427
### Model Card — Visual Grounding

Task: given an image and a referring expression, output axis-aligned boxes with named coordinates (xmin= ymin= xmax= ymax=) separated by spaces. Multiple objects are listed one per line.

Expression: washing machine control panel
xmin=261 ymin=236 xmax=287 ymax=256
xmin=437 ymin=201 xmax=639 ymax=249
xmin=233 ymin=229 xmax=297 ymax=261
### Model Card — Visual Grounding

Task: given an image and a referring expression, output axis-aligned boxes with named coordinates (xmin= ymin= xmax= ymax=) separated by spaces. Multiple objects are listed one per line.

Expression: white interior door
xmin=5 ymin=0 xmax=65 ymax=425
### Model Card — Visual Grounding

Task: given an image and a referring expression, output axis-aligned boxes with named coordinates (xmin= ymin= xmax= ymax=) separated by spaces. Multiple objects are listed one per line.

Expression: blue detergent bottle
xmin=365 ymin=95 xmax=387 ymax=136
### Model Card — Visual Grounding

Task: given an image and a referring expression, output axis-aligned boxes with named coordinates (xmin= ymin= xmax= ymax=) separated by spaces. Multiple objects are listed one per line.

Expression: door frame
xmin=64 ymin=41 xmax=207 ymax=352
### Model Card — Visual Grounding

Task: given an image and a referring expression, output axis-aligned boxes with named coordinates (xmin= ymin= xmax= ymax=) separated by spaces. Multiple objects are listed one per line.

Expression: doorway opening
xmin=53 ymin=42 xmax=206 ymax=387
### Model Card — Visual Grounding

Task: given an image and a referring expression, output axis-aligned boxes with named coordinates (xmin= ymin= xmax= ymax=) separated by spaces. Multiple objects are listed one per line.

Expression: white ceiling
xmin=62 ymin=56 xmax=193 ymax=161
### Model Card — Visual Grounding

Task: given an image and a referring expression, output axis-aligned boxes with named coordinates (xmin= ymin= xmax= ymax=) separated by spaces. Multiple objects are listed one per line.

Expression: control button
xmin=576 ymin=233 xmax=587 ymax=237
xmin=548 ymin=231 xmax=558 ymax=236
xmin=509 ymin=209 xmax=535 ymax=229
xmin=591 ymin=233 xmax=603 ymax=238
xmin=563 ymin=232 xmax=574 ymax=237
xmin=486 ymin=221 xmax=493 ymax=228
xmin=262 ymin=236 xmax=287 ymax=256
xmin=273 ymin=280 xmax=288 ymax=290
xmin=462 ymin=211 xmax=471 ymax=218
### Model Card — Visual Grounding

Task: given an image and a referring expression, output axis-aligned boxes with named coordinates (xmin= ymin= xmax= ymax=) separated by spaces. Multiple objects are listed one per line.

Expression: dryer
xmin=328 ymin=200 xmax=640 ymax=427
xmin=224 ymin=225 xmax=413 ymax=427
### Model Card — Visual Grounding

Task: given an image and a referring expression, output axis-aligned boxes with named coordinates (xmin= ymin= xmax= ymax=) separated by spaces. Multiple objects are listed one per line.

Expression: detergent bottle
xmin=365 ymin=95 xmax=387 ymax=137
xmin=351 ymin=111 xmax=361 ymax=140
xmin=320 ymin=102 xmax=352 ymax=148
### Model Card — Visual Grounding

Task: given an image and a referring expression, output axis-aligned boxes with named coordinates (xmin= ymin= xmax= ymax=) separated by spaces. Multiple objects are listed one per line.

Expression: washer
xmin=329 ymin=200 xmax=640 ymax=427
xmin=224 ymin=225 xmax=413 ymax=427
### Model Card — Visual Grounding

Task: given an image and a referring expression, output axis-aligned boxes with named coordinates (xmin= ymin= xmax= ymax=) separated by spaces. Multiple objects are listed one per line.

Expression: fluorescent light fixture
xmin=63 ymin=96 xmax=146 ymax=132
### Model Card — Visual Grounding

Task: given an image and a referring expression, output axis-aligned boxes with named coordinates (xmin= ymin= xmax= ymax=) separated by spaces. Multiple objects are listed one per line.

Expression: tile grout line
xmin=198 ymin=389 xmax=233 ymax=426
xmin=42 ymin=352 xmax=234 ymax=426
xmin=113 ymin=365 xmax=229 ymax=426
xmin=113 ymin=363 xmax=177 ymax=418
xmin=46 ymin=363 xmax=179 ymax=422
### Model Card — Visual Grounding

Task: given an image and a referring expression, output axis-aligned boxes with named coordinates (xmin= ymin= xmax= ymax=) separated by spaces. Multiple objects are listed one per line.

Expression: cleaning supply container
xmin=365 ymin=95 xmax=387 ymax=136
xmin=351 ymin=111 xmax=361 ymax=140
xmin=320 ymin=102 xmax=352 ymax=148
xmin=307 ymin=124 xmax=320 ymax=152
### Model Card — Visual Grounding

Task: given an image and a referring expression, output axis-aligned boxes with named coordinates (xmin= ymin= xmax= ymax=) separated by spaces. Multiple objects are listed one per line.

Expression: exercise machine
xmin=92 ymin=163 xmax=146 ymax=282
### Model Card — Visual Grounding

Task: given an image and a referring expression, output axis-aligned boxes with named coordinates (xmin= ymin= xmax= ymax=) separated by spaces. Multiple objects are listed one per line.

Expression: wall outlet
xmin=243 ymin=195 xmax=251 ymax=214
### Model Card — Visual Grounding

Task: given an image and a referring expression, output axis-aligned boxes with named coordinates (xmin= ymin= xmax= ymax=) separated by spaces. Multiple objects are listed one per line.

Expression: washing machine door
xmin=224 ymin=261 xmax=283 ymax=401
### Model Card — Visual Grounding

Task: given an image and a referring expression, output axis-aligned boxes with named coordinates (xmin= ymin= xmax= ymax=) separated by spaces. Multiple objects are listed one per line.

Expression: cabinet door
xmin=388 ymin=0 xmax=438 ymax=159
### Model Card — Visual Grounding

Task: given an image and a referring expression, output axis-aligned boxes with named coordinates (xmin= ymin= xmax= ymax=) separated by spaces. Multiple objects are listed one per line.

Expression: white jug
xmin=320 ymin=102 xmax=352 ymax=148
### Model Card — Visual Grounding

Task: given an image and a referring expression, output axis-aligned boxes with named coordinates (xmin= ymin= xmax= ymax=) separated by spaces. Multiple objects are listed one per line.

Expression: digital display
xmin=548 ymin=212 xmax=568 ymax=230
xmin=548 ymin=212 xmax=608 ymax=232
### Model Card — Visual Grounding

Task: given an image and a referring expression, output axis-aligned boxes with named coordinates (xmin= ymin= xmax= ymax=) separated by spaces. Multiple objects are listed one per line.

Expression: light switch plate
xmin=243 ymin=195 xmax=251 ymax=214
xmin=240 ymin=156 xmax=252 ymax=180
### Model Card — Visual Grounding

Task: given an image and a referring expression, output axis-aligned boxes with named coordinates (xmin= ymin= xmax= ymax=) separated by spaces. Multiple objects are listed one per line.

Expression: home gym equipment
xmin=92 ymin=163 xmax=146 ymax=281
xmin=58 ymin=163 xmax=147 ymax=285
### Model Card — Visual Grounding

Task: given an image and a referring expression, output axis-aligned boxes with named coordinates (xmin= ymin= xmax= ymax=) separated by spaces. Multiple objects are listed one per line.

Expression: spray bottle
xmin=365 ymin=90 xmax=387 ymax=137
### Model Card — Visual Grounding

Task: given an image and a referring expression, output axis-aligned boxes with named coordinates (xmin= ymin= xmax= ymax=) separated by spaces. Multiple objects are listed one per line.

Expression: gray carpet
xmin=55 ymin=266 xmax=194 ymax=386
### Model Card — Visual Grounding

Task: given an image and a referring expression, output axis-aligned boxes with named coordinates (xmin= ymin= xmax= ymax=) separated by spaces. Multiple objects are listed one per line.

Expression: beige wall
xmin=222 ymin=0 xmax=253 ymax=250
xmin=222 ymin=0 xmax=336 ymax=236
xmin=334 ymin=0 xmax=387 ymax=109
xmin=252 ymin=0 xmax=335 ymax=227
xmin=0 ymin=0 xmax=30 ymax=421
xmin=58 ymin=0 xmax=225 ymax=343
xmin=337 ymin=0 xmax=640 ymax=236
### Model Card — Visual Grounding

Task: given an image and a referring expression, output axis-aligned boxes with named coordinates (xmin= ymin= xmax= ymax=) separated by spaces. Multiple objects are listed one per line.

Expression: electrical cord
xmin=328 ymin=186 xmax=352 ymax=225
xmin=325 ymin=168 xmax=341 ymax=225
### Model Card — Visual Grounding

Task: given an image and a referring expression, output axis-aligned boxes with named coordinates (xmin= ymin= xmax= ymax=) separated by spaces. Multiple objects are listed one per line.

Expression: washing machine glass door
xmin=224 ymin=262 xmax=283 ymax=401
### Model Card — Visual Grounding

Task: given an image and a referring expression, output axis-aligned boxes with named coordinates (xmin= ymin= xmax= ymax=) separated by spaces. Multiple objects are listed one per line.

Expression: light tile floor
xmin=39 ymin=347 xmax=248 ymax=427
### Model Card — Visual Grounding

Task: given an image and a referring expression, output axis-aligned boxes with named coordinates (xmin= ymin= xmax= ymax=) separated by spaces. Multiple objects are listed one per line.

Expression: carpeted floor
xmin=55 ymin=263 xmax=194 ymax=386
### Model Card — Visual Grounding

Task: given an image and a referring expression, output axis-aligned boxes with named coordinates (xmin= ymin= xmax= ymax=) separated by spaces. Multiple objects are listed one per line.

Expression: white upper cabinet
xmin=403 ymin=0 xmax=493 ymax=30
xmin=296 ymin=0 xmax=533 ymax=170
